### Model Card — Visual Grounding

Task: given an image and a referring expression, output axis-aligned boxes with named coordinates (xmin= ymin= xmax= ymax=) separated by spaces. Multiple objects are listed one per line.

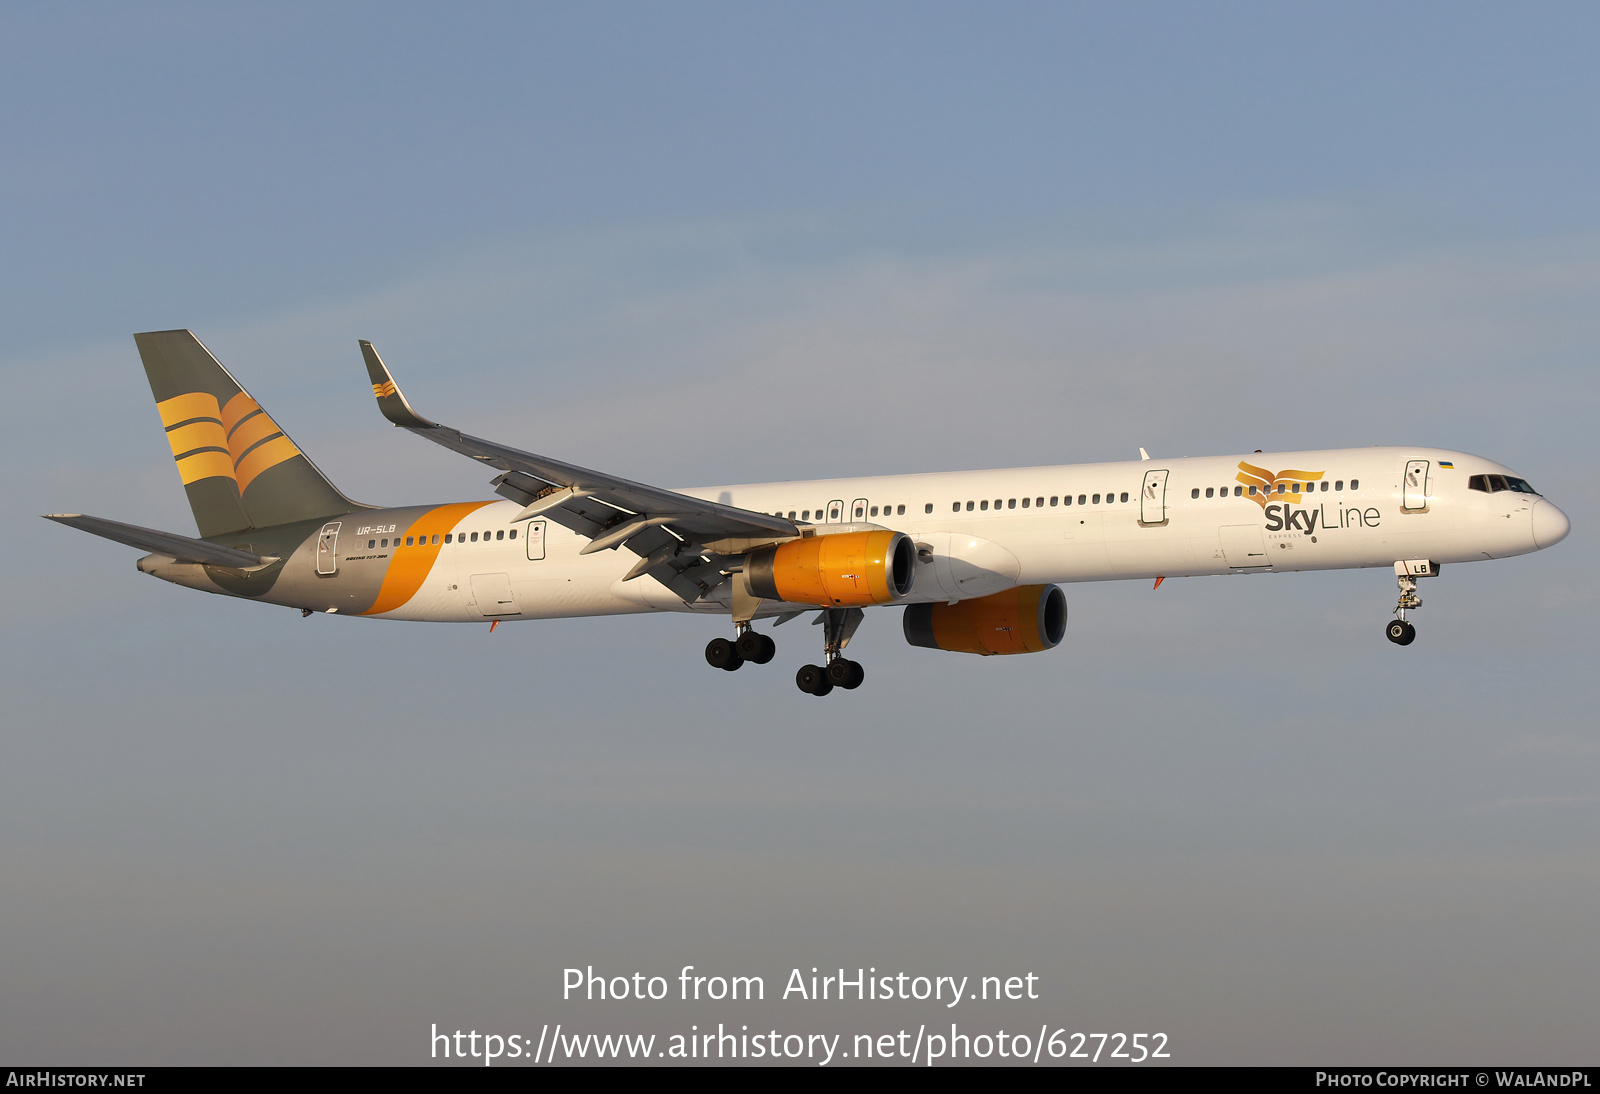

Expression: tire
xmin=1385 ymin=620 xmax=1416 ymax=646
xmin=737 ymin=631 xmax=774 ymax=664
xmin=825 ymin=658 xmax=855 ymax=686
xmin=796 ymin=664 xmax=824 ymax=693
xmin=706 ymin=637 xmax=741 ymax=669
xmin=842 ymin=660 xmax=865 ymax=690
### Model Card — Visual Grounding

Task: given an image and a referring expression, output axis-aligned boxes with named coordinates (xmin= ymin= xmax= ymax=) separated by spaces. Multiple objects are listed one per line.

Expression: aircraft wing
xmin=43 ymin=513 xmax=277 ymax=569
xmin=359 ymin=341 xmax=798 ymax=602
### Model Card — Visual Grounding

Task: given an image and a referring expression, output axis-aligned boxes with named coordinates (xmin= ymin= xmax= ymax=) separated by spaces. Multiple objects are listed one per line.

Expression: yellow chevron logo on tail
xmin=373 ymin=380 xmax=397 ymax=399
xmin=156 ymin=390 xmax=302 ymax=492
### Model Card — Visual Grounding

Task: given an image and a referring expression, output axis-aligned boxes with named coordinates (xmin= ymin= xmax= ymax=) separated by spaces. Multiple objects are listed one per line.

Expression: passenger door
xmin=1403 ymin=460 xmax=1430 ymax=510
xmin=315 ymin=521 xmax=340 ymax=575
xmin=851 ymin=497 xmax=869 ymax=522
xmin=1139 ymin=469 xmax=1169 ymax=525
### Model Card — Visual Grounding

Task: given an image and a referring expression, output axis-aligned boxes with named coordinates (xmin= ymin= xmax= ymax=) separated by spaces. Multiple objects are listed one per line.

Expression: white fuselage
xmin=358 ymin=446 xmax=1565 ymax=623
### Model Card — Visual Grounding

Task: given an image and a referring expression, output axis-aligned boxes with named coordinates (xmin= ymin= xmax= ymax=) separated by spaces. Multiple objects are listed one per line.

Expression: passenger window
xmin=1350 ymin=479 xmax=1359 ymax=490
xmin=444 ymin=534 xmax=451 ymax=544
xmin=1050 ymin=496 xmax=1058 ymax=506
xmin=870 ymin=506 xmax=878 ymax=517
xmin=367 ymin=540 xmax=375 ymax=549
xmin=1021 ymin=497 xmax=1030 ymax=508
xmin=980 ymin=500 xmax=989 ymax=510
xmin=801 ymin=510 xmax=809 ymax=520
xmin=966 ymin=501 xmax=974 ymax=511
xmin=952 ymin=502 xmax=960 ymax=512
xmin=470 ymin=532 xmax=478 ymax=542
xmin=1192 ymin=489 xmax=1200 ymax=499
xmin=1334 ymin=481 xmax=1343 ymax=491
xmin=1064 ymin=495 xmax=1072 ymax=506
xmin=787 ymin=511 xmax=795 ymax=519
xmin=1120 ymin=492 xmax=1129 ymax=503
xmin=432 ymin=535 xmax=440 ymax=545
xmin=1036 ymin=497 xmax=1044 ymax=507
xmin=380 ymin=538 xmax=388 ymax=548
xmin=1204 ymin=488 xmax=1213 ymax=498
xmin=1320 ymin=481 xmax=1328 ymax=492
xmin=1077 ymin=494 xmax=1086 ymax=505
xmin=899 ymin=505 xmax=907 ymax=515
xmin=1248 ymin=486 xmax=1256 ymax=496
xmin=1092 ymin=494 xmax=1101 ymax=504
xmin=1276 ymin=484 xmax=1285 ymax=494
xmin=1008 ymin=498 xmax=1016 ymax=509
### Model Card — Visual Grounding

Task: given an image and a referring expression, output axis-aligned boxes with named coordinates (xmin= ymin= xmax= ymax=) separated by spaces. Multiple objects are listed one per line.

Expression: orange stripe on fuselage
xmin=361 ymin=501 xmax=497 ymax=616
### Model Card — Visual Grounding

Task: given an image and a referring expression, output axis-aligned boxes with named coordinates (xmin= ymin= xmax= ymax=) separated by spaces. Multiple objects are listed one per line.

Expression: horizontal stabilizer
xmin=43 ymin=514 xmax=277 ymax=569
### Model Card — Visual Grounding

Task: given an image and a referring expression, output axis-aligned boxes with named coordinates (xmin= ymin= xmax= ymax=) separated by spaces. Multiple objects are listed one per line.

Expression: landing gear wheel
xmin=1385 ymin=619 xmax=1416 ymax=646
xmin=796 ymin=664 xmax=832 ymax=695
xmin=705 ymin=637 xmax=744 ymax=670
xmin=826 ymin=658 xmax=864 ymax=689
xmin=737 ymin=631 xmax=776 ymax=664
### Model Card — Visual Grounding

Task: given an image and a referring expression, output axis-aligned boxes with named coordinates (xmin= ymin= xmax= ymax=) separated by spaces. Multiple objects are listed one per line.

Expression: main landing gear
xmin=706 ymin=607 xmax=868 ymax=695
xmin=796 ymin=607 xmax=865 ymax=697
xmin=705 ymin=626 xmax=776 ymax=671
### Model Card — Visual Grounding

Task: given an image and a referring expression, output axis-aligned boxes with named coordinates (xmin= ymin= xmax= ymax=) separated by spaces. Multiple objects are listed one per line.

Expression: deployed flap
xmin=358 ymin=341 xmax=799 ymax=601
xmin=43 ymin=513 xmax=277 ymax=569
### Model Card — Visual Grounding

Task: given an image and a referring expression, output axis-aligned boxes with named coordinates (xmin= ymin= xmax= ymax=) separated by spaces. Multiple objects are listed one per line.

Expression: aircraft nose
xmin=1532 ymin=500 xmax=1571 ymax=549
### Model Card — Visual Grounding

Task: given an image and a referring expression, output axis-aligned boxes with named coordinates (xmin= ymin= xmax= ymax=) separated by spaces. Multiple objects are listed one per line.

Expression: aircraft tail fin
xmin=134 ymin=330 xmax=365 ymax=537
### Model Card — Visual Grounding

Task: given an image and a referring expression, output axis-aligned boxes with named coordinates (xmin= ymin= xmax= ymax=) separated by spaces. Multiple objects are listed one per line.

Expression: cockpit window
xmin=1469 ymin=474 xmax=1541 ymax=495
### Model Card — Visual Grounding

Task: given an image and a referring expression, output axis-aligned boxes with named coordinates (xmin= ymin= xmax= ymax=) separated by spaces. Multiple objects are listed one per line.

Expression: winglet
xmin=359 ymin=340 xmax=438 ymax=428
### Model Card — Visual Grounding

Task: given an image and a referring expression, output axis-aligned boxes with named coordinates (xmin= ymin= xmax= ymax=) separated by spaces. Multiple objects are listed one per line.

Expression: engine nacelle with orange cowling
xmin=903 ymin=584 xmax=1067 ymax=655
xmin=745 ymin=529 xmax=915 ymax=607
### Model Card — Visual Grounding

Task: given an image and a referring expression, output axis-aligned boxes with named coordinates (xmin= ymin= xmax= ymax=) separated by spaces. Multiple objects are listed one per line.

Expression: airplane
xmin=46 ymin=330 xmax=1571 ymax=695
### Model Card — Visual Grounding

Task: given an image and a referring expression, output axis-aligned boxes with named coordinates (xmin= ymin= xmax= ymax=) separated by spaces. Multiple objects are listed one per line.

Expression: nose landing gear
xmin=1386 ymin=560 xmax=1436 ymax=646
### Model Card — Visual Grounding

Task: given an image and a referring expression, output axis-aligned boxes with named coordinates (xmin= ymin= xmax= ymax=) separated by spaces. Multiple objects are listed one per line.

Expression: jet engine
xmin=745 ymin=530 xmax=915 ymax=607
xmin=903 ymin=584 xmax=1067 ymax=655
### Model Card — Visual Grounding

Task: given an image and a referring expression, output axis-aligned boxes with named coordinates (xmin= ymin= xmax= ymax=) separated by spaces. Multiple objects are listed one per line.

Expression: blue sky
xmin=2 ymin=2 xmax=1597 ymax=1064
